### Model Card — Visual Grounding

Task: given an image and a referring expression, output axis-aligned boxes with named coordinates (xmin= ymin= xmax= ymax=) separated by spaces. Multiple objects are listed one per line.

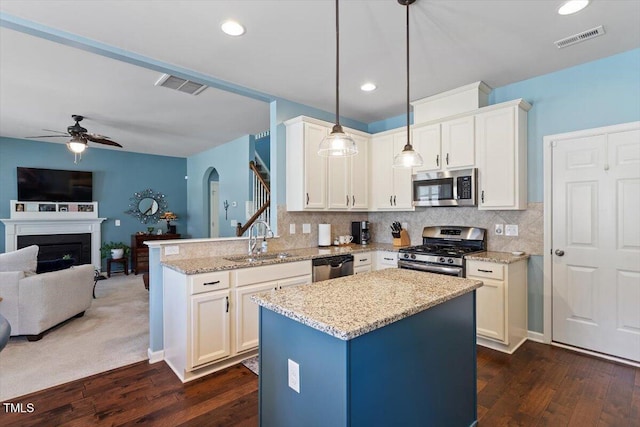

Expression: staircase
xmin=236 ymin=156 xmax=270 ymax=237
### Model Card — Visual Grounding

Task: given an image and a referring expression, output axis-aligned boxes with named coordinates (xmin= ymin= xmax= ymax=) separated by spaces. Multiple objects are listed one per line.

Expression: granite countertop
xmin=251 ymin=268 xmax=482 ymax=341
xmin=465 ymin=251 xmax=530 ymax=264
xmin=162 ymin=243 xmax=401 ymax=275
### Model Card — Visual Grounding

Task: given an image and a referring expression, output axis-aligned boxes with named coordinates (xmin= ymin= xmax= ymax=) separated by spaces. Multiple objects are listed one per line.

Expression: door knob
xmin=555 ymin=249 xmax=565 ymax=256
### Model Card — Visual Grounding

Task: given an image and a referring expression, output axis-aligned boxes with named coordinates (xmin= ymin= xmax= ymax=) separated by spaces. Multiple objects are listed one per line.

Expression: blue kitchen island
xmin=251 ymin=268 xmax=483 ymax=427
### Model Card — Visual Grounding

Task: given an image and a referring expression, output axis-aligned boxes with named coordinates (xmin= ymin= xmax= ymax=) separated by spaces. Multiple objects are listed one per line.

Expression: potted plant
xmin=100 ymin=241 xmax=131 ymax=260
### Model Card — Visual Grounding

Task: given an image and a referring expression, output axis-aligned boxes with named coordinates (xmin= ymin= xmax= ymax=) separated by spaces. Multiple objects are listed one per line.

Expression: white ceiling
xmin=1 ymin=0 xmax=638 ymax=158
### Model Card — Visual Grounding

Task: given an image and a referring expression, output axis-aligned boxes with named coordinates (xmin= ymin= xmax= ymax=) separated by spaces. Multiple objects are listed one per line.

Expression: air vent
xmin=555 ymin=25 xmax=605 ymax=49
xmin=155 ymin=74 xmax=207 ymax=95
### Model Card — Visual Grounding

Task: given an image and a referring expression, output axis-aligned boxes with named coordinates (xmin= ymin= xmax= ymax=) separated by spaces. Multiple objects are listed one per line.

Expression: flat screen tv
xmin=17 ymin=167 xmax=93 ymax=202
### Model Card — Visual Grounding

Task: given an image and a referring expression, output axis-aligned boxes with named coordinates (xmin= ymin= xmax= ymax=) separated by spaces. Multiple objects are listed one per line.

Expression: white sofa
xmin=0 ymin=245 xmax=94 ymax=341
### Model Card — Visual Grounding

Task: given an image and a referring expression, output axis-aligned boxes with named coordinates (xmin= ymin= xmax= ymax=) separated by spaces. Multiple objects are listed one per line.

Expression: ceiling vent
xmin=155 ymin=74 xmax=207 ymax=95
xmin=555 ymin=25 xmax=605 ymax=49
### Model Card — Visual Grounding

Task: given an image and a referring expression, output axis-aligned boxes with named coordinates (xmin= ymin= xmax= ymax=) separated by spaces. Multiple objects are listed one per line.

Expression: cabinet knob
xmin=346 ymin=195 xmax=349 ymax=206
xmin=306 ymin=193 xmax=309 ymax=205
xmin=390 ymin=196 xmax=393 ymax=206
xmin=225 ymin=296 xmax=229 ymax=313
xmin=393 ymin=195 xmax=396 ymax=206
xmin=436 ymin=155 xmax=439 ymax=167
xmin=481 ymin=190 xmax=485 ymax=204
xmin=352 ymin=195 xmax=355 ymax=206
xmin=446 ymin=153 xmax=449 ymax=165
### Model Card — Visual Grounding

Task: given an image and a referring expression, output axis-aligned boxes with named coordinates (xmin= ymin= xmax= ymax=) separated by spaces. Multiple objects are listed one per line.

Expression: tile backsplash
xmin=368 ymin=202 xmax=543 ymax=255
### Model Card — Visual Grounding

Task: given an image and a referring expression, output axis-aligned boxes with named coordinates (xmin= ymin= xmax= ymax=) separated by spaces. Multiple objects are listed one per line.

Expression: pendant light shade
xmin=393 ymin=0 xmax=423 ymax=168
xmin=66 ymin=135 xmax=87 ymax=154
xmin=318 ymin=0 xmax=358 ymax=157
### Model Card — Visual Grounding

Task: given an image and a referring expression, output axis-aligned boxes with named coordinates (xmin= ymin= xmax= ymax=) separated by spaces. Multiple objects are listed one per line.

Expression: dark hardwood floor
xmin=2 ymin=341 xmax=638 ymax=426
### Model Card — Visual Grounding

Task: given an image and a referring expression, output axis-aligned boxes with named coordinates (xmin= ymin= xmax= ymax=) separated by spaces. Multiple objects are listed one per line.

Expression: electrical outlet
xmin=495 ymin=224 xmax=504 ymax=235
xmin=115 ymin=219 xmax=120 ymax=227
xmin=302 ymin=224 xmax=311 ymax=234
xmin=290 ymin=224 xmax=296 ymax=234
xmin=232 ymin=201 xmax=237 ymax=207
xmin=505 ymin=224 xmax=519 ymax=236
xmin=231 ymin=219 xmax=238 ymax=227
xmin=401 ymin=222 xmax=408 ymax=230
xmin=164 ymin=245 xmax=179 ymax=255
xmin=288 ymin=359 xmax=300 ymax=393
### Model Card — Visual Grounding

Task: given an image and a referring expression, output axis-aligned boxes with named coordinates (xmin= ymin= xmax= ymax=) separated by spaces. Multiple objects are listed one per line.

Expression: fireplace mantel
xmin=2 ymin=218 xmax=106 ymax=270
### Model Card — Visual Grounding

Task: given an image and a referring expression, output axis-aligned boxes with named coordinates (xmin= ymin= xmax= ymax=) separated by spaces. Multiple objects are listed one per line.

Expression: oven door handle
xmin=398 ymin=260 xmax=463 ymax=276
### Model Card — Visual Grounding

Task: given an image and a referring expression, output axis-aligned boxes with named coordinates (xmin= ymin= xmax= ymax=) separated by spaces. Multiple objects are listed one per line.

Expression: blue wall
xmin=0 ymin=137 xmax=187 ymax=262
xmin=186 ymin=134 xmax=252 ymax=238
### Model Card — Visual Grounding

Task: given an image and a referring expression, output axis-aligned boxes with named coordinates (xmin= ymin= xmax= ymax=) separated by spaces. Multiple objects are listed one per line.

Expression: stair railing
xmin=236 ymin=161 xmax=271 ymax=236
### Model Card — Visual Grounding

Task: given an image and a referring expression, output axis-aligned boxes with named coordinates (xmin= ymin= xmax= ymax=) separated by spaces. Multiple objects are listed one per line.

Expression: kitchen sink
xmin=224 ymin=253 xmax=291 ymax=263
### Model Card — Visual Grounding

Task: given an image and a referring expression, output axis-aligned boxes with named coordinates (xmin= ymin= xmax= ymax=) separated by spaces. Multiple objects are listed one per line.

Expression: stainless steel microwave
xmin=412 ymin=168 xmax=477 ymax=207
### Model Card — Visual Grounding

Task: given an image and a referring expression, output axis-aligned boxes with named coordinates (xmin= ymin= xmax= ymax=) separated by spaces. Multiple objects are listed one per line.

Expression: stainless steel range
xmin=398 ymin=226 xmax=486 ymax=277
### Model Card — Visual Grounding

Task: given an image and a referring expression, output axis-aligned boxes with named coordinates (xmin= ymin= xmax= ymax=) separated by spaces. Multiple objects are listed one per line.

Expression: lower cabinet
xmin=234 ymin=261 xmax=312 ymax=354
xmin=467 ymin=259 xmax=527 ymax=354
xmin=163 ymin=260 xmax=312 ymax=382
xmin=375 ymin=251 xmax=399 ymax=270
xmin=354 ymin=252 xmax=372 ymax=274
xmin=190 ymin=290 xmax=230 ymax=367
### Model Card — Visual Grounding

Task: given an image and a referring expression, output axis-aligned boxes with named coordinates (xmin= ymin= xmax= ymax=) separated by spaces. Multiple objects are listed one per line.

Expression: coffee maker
xmin=351 ymin=221 xmax=371 ymax=245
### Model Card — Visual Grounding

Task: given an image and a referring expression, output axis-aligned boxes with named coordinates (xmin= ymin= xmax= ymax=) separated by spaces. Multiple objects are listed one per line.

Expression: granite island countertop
xmin=161 ymin=243 xmax=401 ymax=275
xmin=251 ymin=268 xmax=482 ymax=340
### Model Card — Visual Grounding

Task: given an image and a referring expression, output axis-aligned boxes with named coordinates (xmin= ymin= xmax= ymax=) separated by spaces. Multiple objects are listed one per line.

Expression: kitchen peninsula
xmin=252 ymin=268 xmax=483 ymax=427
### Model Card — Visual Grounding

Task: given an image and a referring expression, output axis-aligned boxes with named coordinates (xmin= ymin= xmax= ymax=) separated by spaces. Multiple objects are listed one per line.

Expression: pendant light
xmin=318 ymin=0 xmax=358 ymax=157
xmin=393 ymin=0 xmax=423 ymax=168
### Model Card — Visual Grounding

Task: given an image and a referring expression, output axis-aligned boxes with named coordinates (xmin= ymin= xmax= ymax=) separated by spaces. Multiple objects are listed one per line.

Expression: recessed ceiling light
xmin=360 ymin=82 xmax=377 ymax=92
xmin=558 ymin=0 xmax=590 ymax=15
xmin=221 ymin=20 xmax=245 ymax=36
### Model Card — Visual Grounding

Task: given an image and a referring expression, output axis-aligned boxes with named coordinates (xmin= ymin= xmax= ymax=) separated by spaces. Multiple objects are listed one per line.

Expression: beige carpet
xmin=0 ymin=273 xmax=149 ymax=401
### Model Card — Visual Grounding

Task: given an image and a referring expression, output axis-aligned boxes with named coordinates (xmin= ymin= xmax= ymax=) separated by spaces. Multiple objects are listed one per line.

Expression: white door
xmin=209 ymin=181 xmax=220 ymax=238
xmin=552 ymin=127 xmax=640 ymax=362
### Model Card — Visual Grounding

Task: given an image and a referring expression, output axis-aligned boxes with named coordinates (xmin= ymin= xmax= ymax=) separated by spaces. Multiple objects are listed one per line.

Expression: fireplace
xmin=18 ymin=233 xmax=92 ymax=265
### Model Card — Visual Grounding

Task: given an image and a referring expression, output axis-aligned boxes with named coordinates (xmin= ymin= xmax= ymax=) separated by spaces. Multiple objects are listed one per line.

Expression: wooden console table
xmin=131 ymin=233 xmax=180 ymax=275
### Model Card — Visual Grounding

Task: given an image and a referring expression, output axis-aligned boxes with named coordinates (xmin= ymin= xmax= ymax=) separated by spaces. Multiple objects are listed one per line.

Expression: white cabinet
xmin=467 ymin=258 xmax=528 ymax=354
xmin=441 ymin=116 xmax=475 ymax=170
xmin=163 ymin=268 xmax=233 ymax=380
xmin=190 ymin=289 xmax=230 ymax=367
xmin=286 ymin=119 xmax=327 ymax=210
xmin=475 ymin=100 xmax=530 ymax=210
xmin=234 ymin=261 xmax=312 ymax=354
xmin=353 ymin=252 xmax=373 ymax=274
xmin=412 ymin=123 xmax=441 ymax=173
xmin=328 ymin=133 xmax=369 ymax=210
xmin=375 ymin=251 xmax=398 ymax=270
xmin=286 ymin=116 xmax=369 ymax=211
xmin=370 ymin=131 xmax=413 ymax=210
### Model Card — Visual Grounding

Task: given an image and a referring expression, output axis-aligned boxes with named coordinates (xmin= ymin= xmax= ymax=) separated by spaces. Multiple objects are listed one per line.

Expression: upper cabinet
xmin=475 ymin=100 xmax=531 ymax=210
xmin=412 ymin=117 xmax=475 ymax=174
xmin=286 ymin=116 xmax=370 ymax=211
xmin=370 ymin=130 xmax=413 ymax=210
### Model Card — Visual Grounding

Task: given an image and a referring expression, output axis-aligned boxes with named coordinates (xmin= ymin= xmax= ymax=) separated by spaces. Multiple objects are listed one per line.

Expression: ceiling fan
xmin=26 ymin=115 xmax=123 ymax=163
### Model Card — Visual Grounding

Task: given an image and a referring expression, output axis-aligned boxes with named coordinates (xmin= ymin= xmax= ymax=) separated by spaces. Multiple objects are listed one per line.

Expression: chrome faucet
xmin=248 ymin=220 xmax=273 ymax=256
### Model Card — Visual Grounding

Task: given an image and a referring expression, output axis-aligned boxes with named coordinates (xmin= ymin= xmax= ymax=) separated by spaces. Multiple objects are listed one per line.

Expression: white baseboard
xmin=147 ymin=348 xmax=164 ymax=364
xmin=527 ymin=331 xmax=545 ymax=343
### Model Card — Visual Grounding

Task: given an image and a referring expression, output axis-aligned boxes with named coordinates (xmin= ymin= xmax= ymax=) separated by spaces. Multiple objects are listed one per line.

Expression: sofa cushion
xmin=0 ymin=245 xmax=38 ymax=275
xmin=36 ymin=258 xmax=75 ymax=274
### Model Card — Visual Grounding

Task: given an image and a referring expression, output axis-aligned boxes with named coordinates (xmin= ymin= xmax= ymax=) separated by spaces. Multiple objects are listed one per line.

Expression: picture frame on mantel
xmin=9 ymin=200 xmax=98 ymax=220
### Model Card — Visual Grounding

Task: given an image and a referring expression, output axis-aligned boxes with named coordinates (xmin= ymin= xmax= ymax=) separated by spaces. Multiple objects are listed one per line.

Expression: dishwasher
xmin=312 ymin=254 xmax=354 ymax=282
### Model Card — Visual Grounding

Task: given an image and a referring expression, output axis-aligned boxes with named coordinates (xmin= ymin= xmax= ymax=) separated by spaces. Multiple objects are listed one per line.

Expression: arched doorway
xmin=207 ymin=168 xmax=220 ymax=238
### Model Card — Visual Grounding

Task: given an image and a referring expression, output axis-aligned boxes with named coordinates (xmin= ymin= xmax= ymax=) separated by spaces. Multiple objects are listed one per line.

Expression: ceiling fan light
xmin=67 ymin=136 xmax=87 ymax=154
xmin=318 ymin=125 xmax=358 ymax=157
xmin=393 ymin=144 xmax=423 ymax=168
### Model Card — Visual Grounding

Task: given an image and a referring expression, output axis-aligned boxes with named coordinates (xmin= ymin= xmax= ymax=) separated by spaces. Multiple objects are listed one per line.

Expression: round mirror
xmin=125 ymin=189 xmax=168 ymax=224
xmin=138 ymin=198 xmax=159 ymax=216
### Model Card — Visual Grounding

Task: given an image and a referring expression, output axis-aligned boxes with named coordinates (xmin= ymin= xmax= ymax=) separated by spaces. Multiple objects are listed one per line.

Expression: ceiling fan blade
xmin=85 ymin=134 xmax=123 ymax=148
xmin=25 ymin=135 xmax=69 ymax=138
xmin=42 ymin=129 xmax=70 ymax=135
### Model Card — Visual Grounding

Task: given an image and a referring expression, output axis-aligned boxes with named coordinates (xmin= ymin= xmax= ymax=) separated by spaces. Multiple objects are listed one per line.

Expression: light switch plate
xmin=115 ymin=219 xmax=120 ymax=227
xmin=505 ymin=224 xmax=519 ymax=236
xmin=288 ymin=359 xmax=300 ymax=393
xmin=290 ymin=224 xmax=296 ymax=234
xmin=302 ymin=224 xmax=311 ymax=234
xmin=164 ymin=245 xmax=179 ymax=255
